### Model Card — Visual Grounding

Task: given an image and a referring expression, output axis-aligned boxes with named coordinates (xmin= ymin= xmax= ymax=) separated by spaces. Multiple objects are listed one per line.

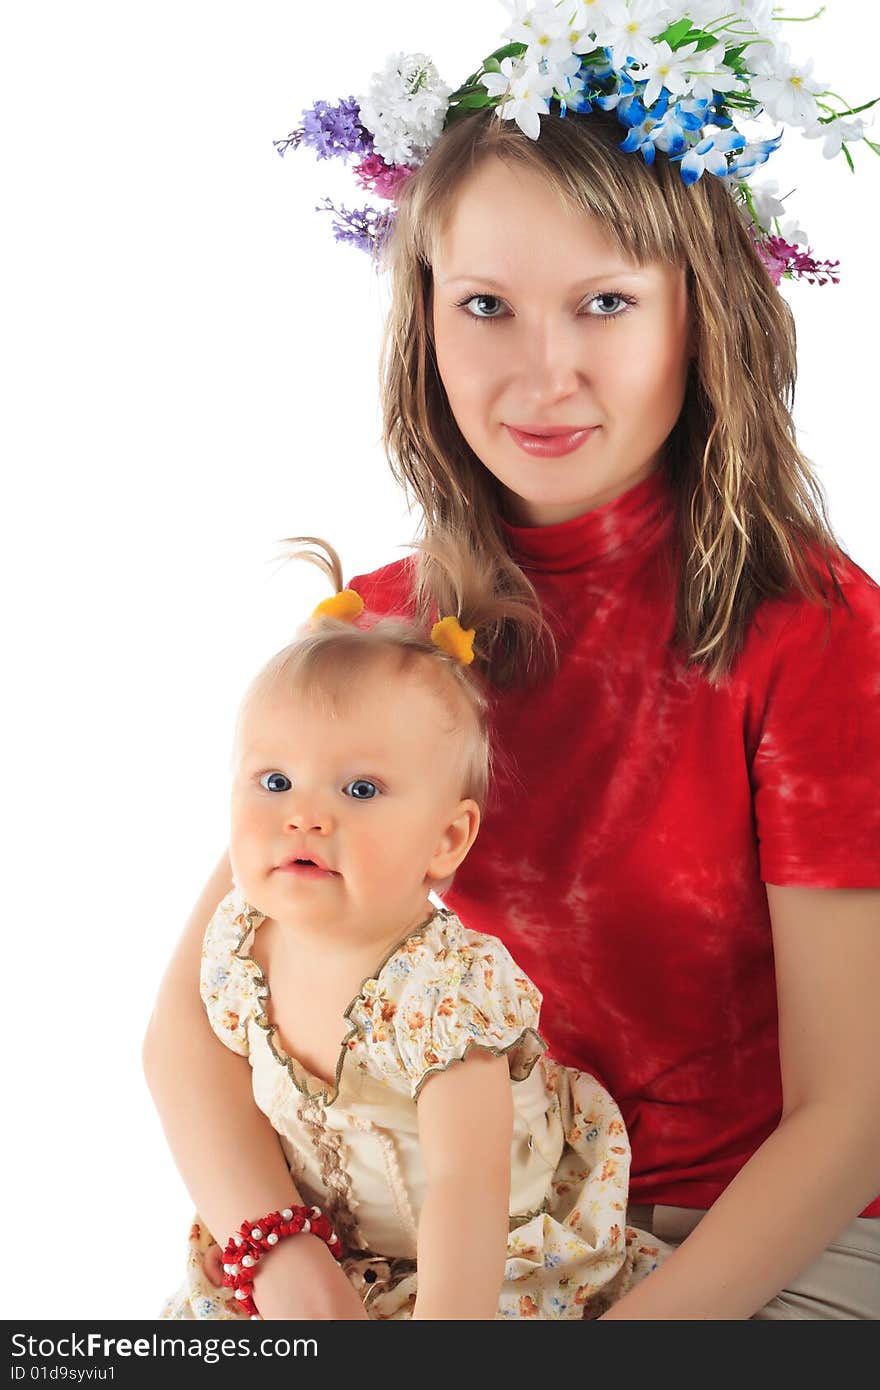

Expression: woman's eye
xmin=259 ymin=771 xmax=291 ymax=793
xmin=457 ymin=293 xmax=507 ymax=321
xmin=456 ymin=291 xmax=633 ymax=324
xmin=344 ymin=779 xmax=380 ymax=800
xmin=588 ymin=292 xmax=631 ymax=318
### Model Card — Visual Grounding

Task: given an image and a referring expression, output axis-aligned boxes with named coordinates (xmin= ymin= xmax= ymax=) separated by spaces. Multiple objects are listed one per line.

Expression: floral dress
xmin=161 ymin=891 xmax=666 ymax=1320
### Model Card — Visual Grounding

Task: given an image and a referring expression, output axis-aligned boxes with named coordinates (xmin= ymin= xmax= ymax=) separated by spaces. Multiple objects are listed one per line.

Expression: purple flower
xmin=315 ymin=197 xmax=396 ymax=258
xmin=751 ymin=230 xmax=840 ymax=287
xmin=298 ymin=98 xmax=374 ymax=161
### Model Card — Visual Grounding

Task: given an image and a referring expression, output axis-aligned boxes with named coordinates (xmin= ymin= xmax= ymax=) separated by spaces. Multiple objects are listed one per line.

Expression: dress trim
xmin=230 ymin=899 xmax=449 ymax=1106
xmin=411 ymin=1031 xmax=547 ymax=1100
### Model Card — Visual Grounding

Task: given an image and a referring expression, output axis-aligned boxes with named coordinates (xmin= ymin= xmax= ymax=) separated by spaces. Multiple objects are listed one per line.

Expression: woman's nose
xmin=520 ymin=323 xmax=586 ymax=400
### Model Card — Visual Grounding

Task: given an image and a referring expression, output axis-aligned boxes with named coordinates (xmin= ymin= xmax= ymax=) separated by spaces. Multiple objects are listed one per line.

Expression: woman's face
xmin=431 ymin=154 xmax=693 ymax=526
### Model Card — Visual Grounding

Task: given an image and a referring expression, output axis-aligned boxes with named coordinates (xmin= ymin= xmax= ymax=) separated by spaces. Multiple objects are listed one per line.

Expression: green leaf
xmin=818 ymin=96 xmax=879 ymax=123
xmin=452 ymin=91 xmax=492 ymax=109
xmin=486 ymin=42 xmax=527 ymax=63
xmin=449 ymin=82 xmax=491 ymax=98
xmin=842 ymin=141 xmax=855 ymax=173
xmin=723 ymin=45 xmax=750 ymax=76
xmin=659 ymin=17 xmax=693 ymax=48
xmin=692 ymin=31 xmax=720 ymax=53
xmin=443 ymin=104 xmax=472 ymax=127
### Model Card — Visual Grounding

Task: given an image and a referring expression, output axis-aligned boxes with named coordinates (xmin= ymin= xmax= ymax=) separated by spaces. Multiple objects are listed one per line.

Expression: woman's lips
xmin=505 ymin=424 xmax=598 ymax=457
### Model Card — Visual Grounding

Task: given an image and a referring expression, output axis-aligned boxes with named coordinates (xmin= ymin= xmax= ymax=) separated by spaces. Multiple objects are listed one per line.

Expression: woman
xmin=144 ymin=28 xmax=880 ymax=1319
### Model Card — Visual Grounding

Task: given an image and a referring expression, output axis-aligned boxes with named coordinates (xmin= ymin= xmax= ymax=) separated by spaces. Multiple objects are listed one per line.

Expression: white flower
xmin=749 ymin=36 xmax=793 ymax=82
xmin=481 ymin=55 xmax=556 ymax=140
xmin=679 ymin=0 xmax=724 ymax=20
xmin=747 ymin=177 xmax=787 ymax=224
xmin=550 ymin=0 xmax=611 ymax=57
xmin=686 ymin=42 xmax=739 ymax=103
xmin=779 ymin=217 xmax=808 ymax=245
xmin=503 ymin=1 xmax=572 ymax=66
xmin=633 ymin=39 xmax=699 ymax=107
xmin=751 ymin=54 xmax=825 ymax=128
xmin=357 ymin=52 xmax=451 ymax=166
xmin=688 ymin=0 xmax=777 ymax=42
xmin=569 ymin=0 xmax=616 ymax=45
xmin=500 ymin=0 xmax=533 ymax=19
xmin=733 ymin=0 xmax=778 ymax=36
xmin=597 ymin=0 xmax=674 ymax=71
xmin=743 ymin=180 xmax=806 ymax=245
xmin=804 ymin=115 xmax=867 ymax=159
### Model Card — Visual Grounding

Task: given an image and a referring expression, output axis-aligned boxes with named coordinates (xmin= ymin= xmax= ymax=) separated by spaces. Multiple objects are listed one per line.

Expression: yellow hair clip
xmin=430 ymin=615 xmax=475 ymax=666
xmin=310 ymin=588 xmax=365 ymax=626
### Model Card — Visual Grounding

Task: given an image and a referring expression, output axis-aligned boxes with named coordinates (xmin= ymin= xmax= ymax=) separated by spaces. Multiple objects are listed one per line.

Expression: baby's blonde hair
xmin=236 ymin=533 xmax=537 ymax=812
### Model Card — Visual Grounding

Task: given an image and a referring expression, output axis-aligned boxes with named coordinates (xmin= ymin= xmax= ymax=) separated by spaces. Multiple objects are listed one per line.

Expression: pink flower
xmin=750 ymin=229 xmax=840 ymax=287
xmin=352 ymin=155 xmax=417 ymax=201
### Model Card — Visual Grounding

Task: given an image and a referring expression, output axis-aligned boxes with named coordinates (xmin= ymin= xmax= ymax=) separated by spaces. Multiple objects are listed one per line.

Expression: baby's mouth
xmin=276 ymin=856 xmax=339 ymax=877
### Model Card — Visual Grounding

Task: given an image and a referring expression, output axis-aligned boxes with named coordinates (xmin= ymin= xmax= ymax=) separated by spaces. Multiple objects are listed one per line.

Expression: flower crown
xmin=275 ymin=0 xmax=878 ymax=287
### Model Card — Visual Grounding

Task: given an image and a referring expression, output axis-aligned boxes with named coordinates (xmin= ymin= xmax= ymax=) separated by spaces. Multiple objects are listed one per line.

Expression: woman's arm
xmin=601 ymin=885 xmax=880 ymax=1320
xmin=142 ymin=851 xmax=367 ymax=1320
xmin=413 ymin=1049 xmax=513 ymax=1320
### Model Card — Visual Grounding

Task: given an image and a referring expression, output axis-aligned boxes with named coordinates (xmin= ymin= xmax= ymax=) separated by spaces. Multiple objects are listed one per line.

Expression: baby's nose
xmin=285 ymin=802 xmax=334 ymax=832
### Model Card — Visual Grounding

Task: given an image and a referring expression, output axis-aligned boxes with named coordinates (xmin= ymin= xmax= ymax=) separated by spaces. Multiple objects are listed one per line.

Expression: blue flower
xmin=618 ymin=93 xmax=676 ymax=165
xmin=675 ymin=96 xmax=711 ymax=127
xmin=620 ymin=114 xmax=665 ymax=164
xmin=727 ymin=132 xmax=784 ymax=179
xmin=595 ymin=71 xmax=637 ymax=116
xmin=556 ymin=72 xmax=596 ymax=118
xmin=678 ymin=129 xmax=746 ymax=185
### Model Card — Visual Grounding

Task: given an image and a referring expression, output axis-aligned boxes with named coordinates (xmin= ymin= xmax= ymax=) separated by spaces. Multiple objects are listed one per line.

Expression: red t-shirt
xmin=349 ymin=469 xmax=880 ymax=1215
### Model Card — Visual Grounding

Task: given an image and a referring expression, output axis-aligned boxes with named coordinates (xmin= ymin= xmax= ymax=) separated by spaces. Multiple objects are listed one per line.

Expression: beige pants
xmin=626 ymin=1203 xmax=880 ymax=1319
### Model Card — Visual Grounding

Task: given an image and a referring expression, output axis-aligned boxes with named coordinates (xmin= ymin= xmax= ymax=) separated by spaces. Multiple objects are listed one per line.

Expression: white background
xmin=3 ymin=2 xmax=878 ymax=1319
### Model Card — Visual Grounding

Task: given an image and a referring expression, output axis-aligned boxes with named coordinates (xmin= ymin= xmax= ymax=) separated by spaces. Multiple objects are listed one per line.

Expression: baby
xmin=159 ymin=537 xmax=665 ymax=1319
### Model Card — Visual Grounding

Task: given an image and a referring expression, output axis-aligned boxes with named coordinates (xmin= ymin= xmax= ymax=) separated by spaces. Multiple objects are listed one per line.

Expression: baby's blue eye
xmin=260 ymin=771 xmax=291 ymax=793
xmin=345 ymin=779 xmax=379 ymax=800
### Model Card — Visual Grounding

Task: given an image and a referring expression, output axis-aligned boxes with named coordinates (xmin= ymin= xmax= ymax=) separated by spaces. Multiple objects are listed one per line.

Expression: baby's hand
xmin=253 ymin=1238 xmax=368 ymax=1319
xmin=201 ymin=1242 xmax=224 ymax=1287
xmin=200 ymin=1232 xmax=367 ymax=1317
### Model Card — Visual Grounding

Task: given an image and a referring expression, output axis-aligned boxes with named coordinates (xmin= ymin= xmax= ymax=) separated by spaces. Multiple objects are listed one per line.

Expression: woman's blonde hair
xmin=236 ymin=534 xmax=536 ymax=811
xmin=378 ymin=106 xmax=847 ymax=687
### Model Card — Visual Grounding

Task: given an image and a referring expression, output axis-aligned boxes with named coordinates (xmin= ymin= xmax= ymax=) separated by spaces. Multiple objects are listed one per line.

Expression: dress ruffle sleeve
xmin=198 ymin=889 xmax=264 ymax=1057
xmin=353 ymin=910 xmax=547 ymax=1100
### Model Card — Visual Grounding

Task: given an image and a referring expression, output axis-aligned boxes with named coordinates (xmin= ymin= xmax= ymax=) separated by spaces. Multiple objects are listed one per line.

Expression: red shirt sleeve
xmin=347 ymin=557 xmax=417 ymax=621
xmin=751 ymin=566 xmax=880 ymax=887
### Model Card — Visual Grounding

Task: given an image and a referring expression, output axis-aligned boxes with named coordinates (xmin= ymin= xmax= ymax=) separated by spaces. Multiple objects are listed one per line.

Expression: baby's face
xmin=229 ymin=666 xmax=476 ymax=946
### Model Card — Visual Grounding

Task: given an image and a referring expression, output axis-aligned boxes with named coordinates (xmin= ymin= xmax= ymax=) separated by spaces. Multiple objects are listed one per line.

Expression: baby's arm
xmin=413 ymin=1048 xmax=513 ymax=1320
xmin=142 ymin=851 xmax=367 ymax=1320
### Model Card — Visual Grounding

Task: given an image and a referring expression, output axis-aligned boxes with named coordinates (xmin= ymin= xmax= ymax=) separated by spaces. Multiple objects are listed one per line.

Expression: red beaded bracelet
xmin=221 ymin=1204 xmax=343 ymax=1319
